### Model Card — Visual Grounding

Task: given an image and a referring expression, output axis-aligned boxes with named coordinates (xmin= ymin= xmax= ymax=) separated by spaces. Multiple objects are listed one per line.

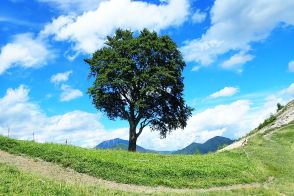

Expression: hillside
xmin=96 ymin=136 xmax=233 ymax=154
xmin=220 ymin=100 xmax=294 ymax=152
xmin=0 ymin=100 xmax=294 ymax=195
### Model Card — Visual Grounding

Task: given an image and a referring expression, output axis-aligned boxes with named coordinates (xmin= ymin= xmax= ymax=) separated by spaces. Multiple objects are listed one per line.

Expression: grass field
xmin=0 ymin=136 xmax=266 ymax=189
xmin=0 ymin=123 xmax=293 ymax=195
xmin=0 ymin=163 xmax=135 ymax=196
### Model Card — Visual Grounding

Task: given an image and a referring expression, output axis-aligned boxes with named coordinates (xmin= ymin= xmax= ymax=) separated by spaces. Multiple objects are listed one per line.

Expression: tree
xmin=85 ymin=29 xmax=193 ymax=152
xmin=277 ymin=103 xmax=284 ymax=112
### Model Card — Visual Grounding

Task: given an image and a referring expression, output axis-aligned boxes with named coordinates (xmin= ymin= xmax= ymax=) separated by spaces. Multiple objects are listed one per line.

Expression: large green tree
xmin=85 ymin=29 xmax=193 ymax=152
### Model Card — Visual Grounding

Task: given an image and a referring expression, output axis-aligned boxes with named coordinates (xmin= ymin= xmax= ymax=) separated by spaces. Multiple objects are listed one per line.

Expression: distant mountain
xmin=174 ymin=136 xmax=234 ymax=154
xmin=96 ymin=138 xmax=149 ymax=152
xmin=96 ymin=136 xmax=234 ymax=154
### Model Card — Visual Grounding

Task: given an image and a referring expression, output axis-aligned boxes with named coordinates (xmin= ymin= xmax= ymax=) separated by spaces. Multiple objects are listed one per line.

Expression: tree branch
xmin=136 ymin=118 xmax=151 ymax=137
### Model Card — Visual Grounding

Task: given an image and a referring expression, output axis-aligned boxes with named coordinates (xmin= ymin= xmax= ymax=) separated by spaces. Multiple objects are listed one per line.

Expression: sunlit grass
xmin=0 ymin=136 xmax=265 ymax=188
xmin=0 ymin=163 xmax=132 ymax=196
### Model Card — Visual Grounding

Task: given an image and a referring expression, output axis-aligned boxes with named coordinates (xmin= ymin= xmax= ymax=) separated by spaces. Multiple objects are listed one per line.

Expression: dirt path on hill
xmin=0 ymin=150 xmax=266 ymax=194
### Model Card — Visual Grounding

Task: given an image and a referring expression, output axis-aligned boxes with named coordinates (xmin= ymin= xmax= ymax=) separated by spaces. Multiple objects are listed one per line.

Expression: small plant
xmin=277 ymin=103 xmax=284 ymax=112
xmin=257 ymin=114 xmax=276 ymax=130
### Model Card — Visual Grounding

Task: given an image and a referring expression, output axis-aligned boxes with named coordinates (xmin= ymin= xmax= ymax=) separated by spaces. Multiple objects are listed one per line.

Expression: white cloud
xmin=60 ymin=84 xmax=83 ymax=102
xmin=191 ymin=9 xmax=206 ymax=24
xmin=139 ymin=100 xmax=254 ymax=150
xmin=50 ymin=70 xmax=72 ymax=84
xmin=0 ymin=85 xmax=127 ymax=147
xmin=37 ymin=0 xmax=104 ymax=13
xmin=41 ymin=0 xmax=189 ymax=54
xmin=288 ymin=61 xmax=294 ymax=72
xmin=283 ymin=83 xmax=294 ymax=97
xmin=209 ymin=87 xmax=239 ymax=99
xmin=181 ymin=0 xmax=294 ymax=69
xmin=0 ymin=33 xmax=52 ymax=75
xmin=221 ymin=52 xmax=254 ymax=71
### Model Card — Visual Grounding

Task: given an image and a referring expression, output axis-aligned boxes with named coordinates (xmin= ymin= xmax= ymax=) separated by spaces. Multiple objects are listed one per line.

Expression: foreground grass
xmin=0 ymin=136 xmax=266 ymax=189
xmin=0 ymin=162 xmax=274 ymax=196
xmin=0 ymin=163 xmax=132 ymax=196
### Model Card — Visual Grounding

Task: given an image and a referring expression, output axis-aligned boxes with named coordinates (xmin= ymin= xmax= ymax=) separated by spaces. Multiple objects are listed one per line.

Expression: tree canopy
xmin=85 ymin=29 xmax=193 ymax=151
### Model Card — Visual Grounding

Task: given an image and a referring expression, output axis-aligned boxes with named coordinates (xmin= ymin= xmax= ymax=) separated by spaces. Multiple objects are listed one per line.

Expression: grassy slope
xmin=0 ymin=136 xmax=266 ymax=189
xmin=0 ymin=123 xmax=293 ymax=195
xmin=242 ymin=124 xmax=294 ymax=195
xmin=0 ymin=163 xmax=133 ymax=196
xmin=185 ymin=123 xmax=294 ymax=195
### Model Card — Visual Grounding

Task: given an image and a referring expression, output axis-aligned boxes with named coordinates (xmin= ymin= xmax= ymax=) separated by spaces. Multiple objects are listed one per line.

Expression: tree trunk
xmin=128 ymin=122 xmax=137 ymax=152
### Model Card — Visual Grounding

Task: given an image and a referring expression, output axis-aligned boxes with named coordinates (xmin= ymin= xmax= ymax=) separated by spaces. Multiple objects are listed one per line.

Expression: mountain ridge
xmin=96 ymin=136 xmax=234 ymax=154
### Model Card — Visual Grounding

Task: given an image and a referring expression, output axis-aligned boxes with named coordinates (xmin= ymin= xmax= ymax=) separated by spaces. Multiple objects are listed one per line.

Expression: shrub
xmin=277 ymin=103 xmax=284 ymax=112
xmin=258 ymin=114 xmax=276 ymax=130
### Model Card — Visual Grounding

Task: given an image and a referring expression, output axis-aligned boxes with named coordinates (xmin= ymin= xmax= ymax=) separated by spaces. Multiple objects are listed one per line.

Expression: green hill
xmin=174 ymin=136 xmax=234 ymax=154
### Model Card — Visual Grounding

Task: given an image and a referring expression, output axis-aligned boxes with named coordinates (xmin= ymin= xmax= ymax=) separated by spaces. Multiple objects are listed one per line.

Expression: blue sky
xmin=0 ymin=0 xmax=294 ymax=150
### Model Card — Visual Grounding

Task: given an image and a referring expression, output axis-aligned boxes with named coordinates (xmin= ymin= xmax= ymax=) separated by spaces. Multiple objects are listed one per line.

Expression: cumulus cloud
xmin=181 ymin=0 xmax=294 ymax=69
xmin=41 ymin=0 xmax=189 ymax=54
xmin=288 ymin=61 xmax=294 ymax=72
xmin=50 ymin=70 xmax=72 ymax=84
xmin=209 ymin=87 xmax=239 ymax=99
xmin=221 ymin=52 xmax=254 ymax=71
xmin=0 ymin=85 xmax=127 ymax=147
xmin=139 ymin=100 xmax=255 ymax=150
xmin=191 ymin=9 xmax=206 ymax=24
xmin=0 ymin=33 xmax=52 ymax=75
xmin=60 ymin=84 xmax=83 ymax=102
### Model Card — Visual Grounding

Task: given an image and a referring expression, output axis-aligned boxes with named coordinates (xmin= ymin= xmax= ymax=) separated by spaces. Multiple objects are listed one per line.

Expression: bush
xmin=277 ymin=103 xmax=284 ymax=112
xmin=258 ymin=114 xmax=276 ymax=130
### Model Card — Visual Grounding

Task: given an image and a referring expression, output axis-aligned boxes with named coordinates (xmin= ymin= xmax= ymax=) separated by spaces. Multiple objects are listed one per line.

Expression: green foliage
xmin=0 ymin=136 xmax=265 ymax=189
xmin=85 ymin=29 xmax=193 ymax=149
xmin=257 ymin=114 xmax=276 ymax=130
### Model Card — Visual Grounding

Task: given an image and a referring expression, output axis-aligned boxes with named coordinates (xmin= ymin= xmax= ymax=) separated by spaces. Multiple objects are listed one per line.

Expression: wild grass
xmin=0 ymin=136 xmax=266 ymax=189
